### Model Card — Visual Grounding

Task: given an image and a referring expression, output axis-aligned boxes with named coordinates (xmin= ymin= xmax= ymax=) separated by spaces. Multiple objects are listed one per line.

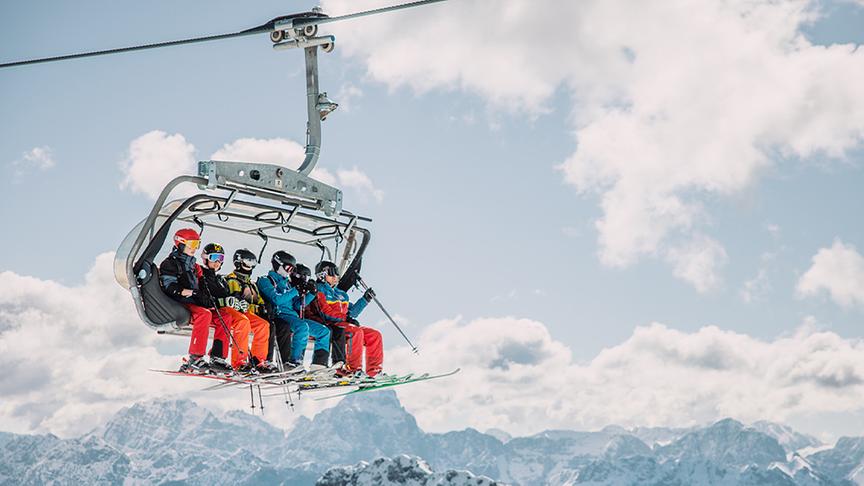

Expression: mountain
xmin=486 ymin=428 xmax=512 ymax=444
xmin=0 ymin=434 xmax=130 ymax=486
xmin=808 ymin=437 xmax=864 ymax=483
xmin=283 ymin=389 xmax=428 ymax=467
xmin=624 ymin=425 xmax=695 ymax=447
xmin=0 ymin=392 xmax=861 ymax=485
xmin=0 ymin=432 xmax=13 ymax=448
xmin=655 ymin=418 xmax=787 ymax=467
xmin=316 ymin=454 xmax=503 ymax=486
xmin=753 ymin=421 xmax=823 ymax=454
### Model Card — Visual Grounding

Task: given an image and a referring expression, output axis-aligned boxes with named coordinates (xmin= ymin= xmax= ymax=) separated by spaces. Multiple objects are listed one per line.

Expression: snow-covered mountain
xmin=316 ymin=454 xmax=503 ymax=486
xmin=0 ymin=391 xmax=862 ymax=485
xmin=752 ymin=421 xmax=822 ymax=454
xmin=808 ymin=437 xmax=864 ymax=484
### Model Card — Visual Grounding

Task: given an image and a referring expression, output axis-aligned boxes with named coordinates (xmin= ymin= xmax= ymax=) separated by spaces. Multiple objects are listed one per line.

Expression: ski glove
xmin=225 ymin=296 xmax=249 ymax=313
xmin=303 ymin=280 xmax=318 ymax=294
xmin=363 ymin=288 xmax=376 ymax=302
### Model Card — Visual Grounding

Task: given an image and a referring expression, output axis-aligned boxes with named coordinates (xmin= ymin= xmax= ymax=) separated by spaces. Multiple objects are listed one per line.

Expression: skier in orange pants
xmin=222 ymin=249 xmax=273 ymax=373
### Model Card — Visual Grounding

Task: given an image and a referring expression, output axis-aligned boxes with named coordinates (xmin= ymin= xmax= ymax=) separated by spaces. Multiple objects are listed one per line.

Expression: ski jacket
xmin=257 ymin=270 xmax=314 ymax=319
xmin=158 ymin=249 xmax=201 ymax=305
xmin=200 ymin=267 xmax=231 ymax=304
xmin=307 ymin=281 xmax=369 ymax=324
xmin=226 ymin=270 xmax=265 ymax=315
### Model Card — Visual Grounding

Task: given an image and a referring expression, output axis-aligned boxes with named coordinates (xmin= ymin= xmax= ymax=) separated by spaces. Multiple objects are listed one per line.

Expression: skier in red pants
xmin=306 ymin=261 xmax=383 ymax=377
xmin=158 ymin=228 xmax=234 ymax=374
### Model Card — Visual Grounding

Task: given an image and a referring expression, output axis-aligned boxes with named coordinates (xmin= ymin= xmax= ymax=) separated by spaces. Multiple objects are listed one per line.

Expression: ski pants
xmin=219 ymin=307 xmax=270 ymax=368
xmin=335 ymin=322 xmax=384 ymax=377
xmin=185 ymin=304 xmax=232 ymax=359
xmin=273 ymin=314 xmax=331 ymax=364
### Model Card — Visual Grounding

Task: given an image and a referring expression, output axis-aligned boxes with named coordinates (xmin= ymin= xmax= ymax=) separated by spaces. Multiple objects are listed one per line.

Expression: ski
xmin=314 ymin=368 xmax=460 ymax=401
xmin=149 ymin=369 xmax=258 ymax=386
xmin=198 ymin=363 xmax=344 ymax=391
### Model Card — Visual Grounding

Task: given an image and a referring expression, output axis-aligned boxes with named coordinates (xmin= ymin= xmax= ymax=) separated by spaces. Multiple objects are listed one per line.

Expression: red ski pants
xmin=220 ymin=307 xmax=270 ymax=368
xmin=343 ymin=324 xmax=383 ymax=377
xmin=185 ymin=304 xmax=232 ymax=358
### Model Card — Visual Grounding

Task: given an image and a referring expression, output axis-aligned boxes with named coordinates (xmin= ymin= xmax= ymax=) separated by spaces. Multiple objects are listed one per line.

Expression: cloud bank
xmin=4 ymin=254 xmax=864 ymax=438
xmin=390 ymin=316 xmax=864 ymax=437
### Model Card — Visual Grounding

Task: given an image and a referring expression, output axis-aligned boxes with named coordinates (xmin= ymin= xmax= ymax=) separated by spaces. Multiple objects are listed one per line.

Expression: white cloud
xmin=665 ymin=235 xmax=728 ymax=292
xmin=120 ymin=133 xmax=383 ymax=203
xmin=321 ymin=0 xmax=864 ymax=288
xmin=336 ymin=167 xmax=384 ymax=203
xmin=797 ymin=239 xmax=864 ymax=308
xmin=11 ymin=146 xmax=55 ymax=178
xmin=211 ymin=137 xmax=305 ymax=167
xmin=313 ymin=167 xmax=385 ymax=203
xmin=388 ymin=316 xmax=864 ymax=437
xmin=119 ymin=131 xmax=197 ymax=199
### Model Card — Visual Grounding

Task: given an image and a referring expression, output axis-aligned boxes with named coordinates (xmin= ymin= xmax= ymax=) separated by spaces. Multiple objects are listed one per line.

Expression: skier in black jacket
xmin=158 ymin=230 xmax=234 ymax=373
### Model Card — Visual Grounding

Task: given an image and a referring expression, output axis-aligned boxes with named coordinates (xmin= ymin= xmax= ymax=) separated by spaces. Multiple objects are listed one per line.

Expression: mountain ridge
xmin=0 ymin=393 xmax=859 ymax=485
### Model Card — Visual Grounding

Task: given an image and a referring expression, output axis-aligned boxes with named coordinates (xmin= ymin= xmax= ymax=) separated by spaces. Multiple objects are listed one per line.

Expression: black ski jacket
xmin=159 ymin=249 xmax=200 ymax=305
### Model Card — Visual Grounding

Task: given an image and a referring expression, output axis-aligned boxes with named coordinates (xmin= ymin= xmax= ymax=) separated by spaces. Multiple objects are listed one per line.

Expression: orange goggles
xmin=179 ymin=239 xmax=201 ymax=250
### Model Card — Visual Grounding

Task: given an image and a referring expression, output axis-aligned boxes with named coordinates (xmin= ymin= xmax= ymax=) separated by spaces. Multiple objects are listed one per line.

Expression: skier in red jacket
xmin=306 ymin=261 xmax=383 ymax=377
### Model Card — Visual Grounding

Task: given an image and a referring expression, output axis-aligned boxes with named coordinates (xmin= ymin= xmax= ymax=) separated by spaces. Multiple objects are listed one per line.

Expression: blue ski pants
xmin=275 ymin=315 xmax=331 ymax=363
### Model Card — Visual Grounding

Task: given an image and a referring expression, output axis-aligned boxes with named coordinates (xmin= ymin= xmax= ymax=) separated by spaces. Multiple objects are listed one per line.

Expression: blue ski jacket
xmin=257 ymin=270 xmax=314 ymax=319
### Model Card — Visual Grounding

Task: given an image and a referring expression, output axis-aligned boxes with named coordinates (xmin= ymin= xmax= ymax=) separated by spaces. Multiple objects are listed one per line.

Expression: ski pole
xmin=270 ymin=322 xmax=295 ymax=410
xmin=357 ymin=277 xmax=418 ymax=354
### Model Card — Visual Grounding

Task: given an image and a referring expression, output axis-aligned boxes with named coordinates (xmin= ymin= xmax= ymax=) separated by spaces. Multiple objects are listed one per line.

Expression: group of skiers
xmin=159 ymin=228 xmax=384 ymax=378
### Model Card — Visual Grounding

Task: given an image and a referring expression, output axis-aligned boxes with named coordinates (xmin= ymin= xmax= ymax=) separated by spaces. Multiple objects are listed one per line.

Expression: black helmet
xmin=315 ymin=261 xmax=339 ymax=280
xmin=290 ymin=263 xmax=312 ymax=287
xmin=272 ymin=251 xmax=296 ymax=271
xmin=233 ymin=249 xmax=258 ymax=272
xmin=201 ymin=243 xmax=225 ymax=264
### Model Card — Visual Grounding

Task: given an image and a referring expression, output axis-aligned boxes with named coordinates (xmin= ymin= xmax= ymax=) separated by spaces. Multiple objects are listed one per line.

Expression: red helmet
xmin=173 ymin=228 xmax=201 ymax=251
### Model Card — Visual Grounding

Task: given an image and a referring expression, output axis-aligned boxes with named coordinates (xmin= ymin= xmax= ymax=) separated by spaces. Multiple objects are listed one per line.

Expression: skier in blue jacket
xmin=257 ymin=251 xmax=331 ymax=370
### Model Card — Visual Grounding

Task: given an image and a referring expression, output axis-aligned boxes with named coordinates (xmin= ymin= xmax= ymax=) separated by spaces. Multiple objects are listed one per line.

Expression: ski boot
xmin=256 ymin=360 xmax=280 ymax=374
xmin=284 ymin=360 xmax=306 ymax=374
xmin=209 ymin=356 xmax=233 ymax=375
xmin=179 ymin=355 xmax=209 ymax=374
xmin=235 ymin=361 xmax=259 ymax=376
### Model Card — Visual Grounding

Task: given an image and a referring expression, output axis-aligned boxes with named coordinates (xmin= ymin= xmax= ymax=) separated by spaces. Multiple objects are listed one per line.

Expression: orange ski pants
xmin=220 ymin=307 xmax=270 ymax=368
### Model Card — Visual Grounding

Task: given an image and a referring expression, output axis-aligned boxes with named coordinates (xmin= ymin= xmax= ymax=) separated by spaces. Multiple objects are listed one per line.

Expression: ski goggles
xmin=179 ymin=239 xmax=201 ymax=250
xmin=204 ymin=253 xmax=225 ymax=263
xmin=237 ymin=256 xmax=258 ymax=269
xmin=317 ymin=267 xmax=339 ymax=278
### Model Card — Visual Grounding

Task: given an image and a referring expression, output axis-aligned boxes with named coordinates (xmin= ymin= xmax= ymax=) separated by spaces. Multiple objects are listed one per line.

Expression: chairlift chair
xmin=113 ymin=161 xmax=371 ymax=336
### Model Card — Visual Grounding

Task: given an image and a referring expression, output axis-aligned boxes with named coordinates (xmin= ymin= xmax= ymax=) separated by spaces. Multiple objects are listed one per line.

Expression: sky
xmin=1 ymin=0 xmax=864 ymax=443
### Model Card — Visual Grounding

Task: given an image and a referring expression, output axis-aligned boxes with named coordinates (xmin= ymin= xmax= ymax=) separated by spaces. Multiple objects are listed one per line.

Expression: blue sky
xmin=2 ymin=0 xmax=864 ymax=438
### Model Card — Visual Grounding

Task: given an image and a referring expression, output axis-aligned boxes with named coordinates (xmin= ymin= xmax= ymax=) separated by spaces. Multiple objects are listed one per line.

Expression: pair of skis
xmin=150 ymin=367 xmax=460 ymax=401
xmin=310 ymin=368 xmax=461 ymax=400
